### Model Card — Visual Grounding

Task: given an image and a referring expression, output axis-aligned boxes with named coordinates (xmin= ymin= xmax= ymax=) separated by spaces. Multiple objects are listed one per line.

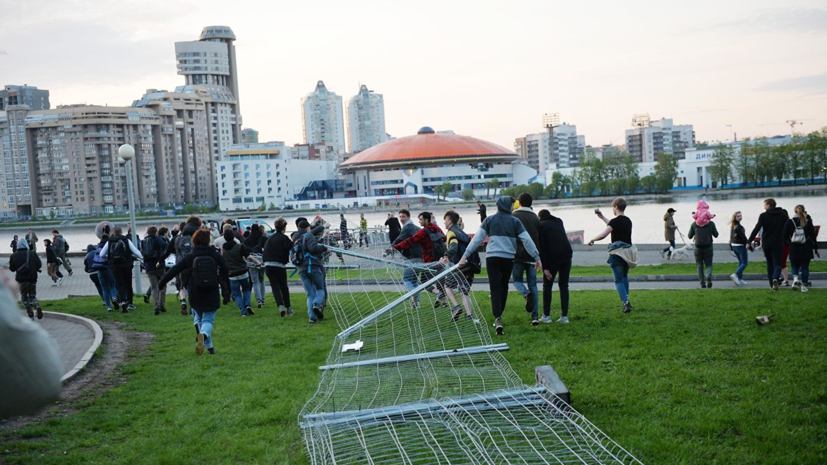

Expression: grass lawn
xmin=1 ymin=288 xmax=826 ymax=464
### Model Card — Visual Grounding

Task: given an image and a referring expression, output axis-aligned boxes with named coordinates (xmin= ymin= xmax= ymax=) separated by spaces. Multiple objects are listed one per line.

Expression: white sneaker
xmin=730 ymin=274 xmax=740 ymax=286
xmin=792 ymin=277 xmax=801 ymax=291
xmin=739 ymin=279 xmax=748 ymax=285
xmin=801 ymin=285 xmax=809 ymax=293
xmin=57 ymin=277 xmax=63 ymax=286
xmin=50 ymin=282 xmax=58 ymax=287
xmin=540 ymin=316 xmax=552 ymax=324
xmin=557 ymin=316 xmax=569 ymax=324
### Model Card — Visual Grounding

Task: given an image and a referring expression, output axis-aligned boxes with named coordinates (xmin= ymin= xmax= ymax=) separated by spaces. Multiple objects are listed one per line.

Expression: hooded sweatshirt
xmin=465 ymin=196 xmax=540 ymax=261
xmin=84 ymin=244 xmax=98 ymax=274
xmin=663 ymin=213 xmax=677 ymax=242
xmin=222 ymin=240 xmax=251 ymax=278
xmin=9 ymin=238 xmax=42 ymax=283
xmin=748 ymin=207 xmax=790 ymax=248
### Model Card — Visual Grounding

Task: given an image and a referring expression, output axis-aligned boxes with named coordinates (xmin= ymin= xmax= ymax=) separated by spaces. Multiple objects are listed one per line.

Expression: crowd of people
xmin=4 ymin=195 xmax=820 ymax=352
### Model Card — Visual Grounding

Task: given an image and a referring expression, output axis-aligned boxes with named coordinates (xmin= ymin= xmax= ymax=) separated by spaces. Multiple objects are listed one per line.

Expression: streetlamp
xmin=118 ymin=144 xmax=142 ymax=295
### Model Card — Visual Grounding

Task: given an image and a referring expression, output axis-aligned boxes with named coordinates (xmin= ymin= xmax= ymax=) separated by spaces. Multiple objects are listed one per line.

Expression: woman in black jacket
xmin=784 ymin=204 xmax=819 ymax=292
xmin=538 ymin=209 xmax=573 ymax=324
xmin=43 ymin=239 xmax=63 ymax=286
xmin=728 ymin=211 xmax=751 ymax=286
xmin=159 ymin=230 xmax=229 ymax=355
xmin=8 ymin=238 xmax=43 ymax=320
xmin=263 ymin=218 xmax=294 ymax=317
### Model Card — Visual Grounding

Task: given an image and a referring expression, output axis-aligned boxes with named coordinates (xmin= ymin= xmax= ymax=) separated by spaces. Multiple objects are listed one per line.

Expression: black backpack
xmin=191 ymin=255 xmax=218 ymax=290
xmin=290 ymin=233 xmax=309 ymax=266
xmin=142 ymin=236 xmax=161 ymax=262
xmin=451 ymin=230 xmax=482 ymax=274
xmin=694 ymin=224 xmax=713 ymax=248
xmin=110 ymin=238 xmax=129 ymax=265
xmin=175 ymin=234 xmax=194 ymax=261
xmin=426 ymin=228 xmax=447 ymax=259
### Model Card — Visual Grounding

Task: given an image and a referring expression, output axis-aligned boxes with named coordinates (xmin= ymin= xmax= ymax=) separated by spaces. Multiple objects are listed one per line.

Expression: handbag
xmin=790 ymin=219 xmax=807 ymax=244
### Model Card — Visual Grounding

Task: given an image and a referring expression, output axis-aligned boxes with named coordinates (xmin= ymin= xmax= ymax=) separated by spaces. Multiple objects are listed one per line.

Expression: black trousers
xmin=265 ymin=266 xmax=291 ymax=308
xmin=763 ymin=245 xmax=783 ymax=286
xmin=220 ymin=274 xmax=232 ymax=302
xmin=89 ymin=273 xmax=103 ymax=300
xmin=543 ymin=257 xmax=571 ymax=317
xmin=113 ymin=265 xmax=134 ymax=304
xmin=486 ymin=257 xmax=514 ymax=319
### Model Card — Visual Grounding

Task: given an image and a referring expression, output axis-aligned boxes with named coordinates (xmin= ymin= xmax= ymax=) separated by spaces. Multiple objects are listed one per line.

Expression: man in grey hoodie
xmin=461 ymin=196 xmax=542 ymax=335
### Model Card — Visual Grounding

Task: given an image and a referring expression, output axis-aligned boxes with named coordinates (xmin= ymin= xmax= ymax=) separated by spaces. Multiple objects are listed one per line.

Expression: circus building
xmin=325 ymin=127 xmax=538 ymax=204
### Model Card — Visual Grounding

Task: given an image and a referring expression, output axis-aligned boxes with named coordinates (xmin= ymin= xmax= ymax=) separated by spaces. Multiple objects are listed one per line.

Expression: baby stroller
xmin=668 ymin=227 xmax=694 ymax=260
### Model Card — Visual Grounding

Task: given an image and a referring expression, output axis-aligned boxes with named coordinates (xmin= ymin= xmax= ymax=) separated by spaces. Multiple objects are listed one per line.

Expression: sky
xmin=1 ymin=0 xmax=826 ymax=150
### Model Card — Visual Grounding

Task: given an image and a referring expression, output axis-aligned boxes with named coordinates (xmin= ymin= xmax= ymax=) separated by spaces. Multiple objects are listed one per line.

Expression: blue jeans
xmin=608 ymin=255 xmax=630 ymax=303
xmin=733 ymin=246 xmax=749 ymax=279
xmin=663 ymin=240 xmax=675 ymax=257
xmin=299 ymin=269 xmax=326 ymax=319
xmin=193 ymin=309 xmax=217 ymax=349
xmin=96 ymin=269 xmax=118 ymax=310
xmin=230 ymin=276 xmax=252 ymax=315
xmin=402 ymin=260 xmax=422 ymax=303
xmin=511 ymin=261 xmax=538 ymax=317
xmin=249 ymin=268 xmax=266 ymax=304
xmin=791 ymin=259 xmax=810 ymax=284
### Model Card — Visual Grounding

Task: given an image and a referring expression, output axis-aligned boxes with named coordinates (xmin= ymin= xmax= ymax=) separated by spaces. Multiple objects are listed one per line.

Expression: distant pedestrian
xmin=747 ymin=198 xmax=790 ymax=291
xmin=293 ymin=219 xmax=328 ymax=323
xmin=25 ymin=229 xmax=38 ymax=253
xmin=661 ymin=208 xmax=677 ymax=259
xmin=729 ymin=211 xmax=751 ymax=286
xmin=244 ymin=223 xmax=267 ymax=308
xmin=264 ymin=218 xmax=294 ymax=317
xmin=688 ymin=212 xmax=719 ymax=289
xmin=43 ymin=239 xmax=63 ymax=287
xmin=10 ymin=235 xmax=18 ymax=253
xmin=385 ymin=213 xmax=401 ymax=243
xmin=512 ymin=193 xmax=541 ymax=325
xmin=100 ymin=226 xmax=143 ymax=312
xmin=142 ymin=226 xmax=168 ymax=315
xmin=462 ymin=196 xmax=542 ymax=335
xmin=476 ymin=200 xmax=487 ymax=222
xmin=339 ymin=214 xmax=350 ymax=249
xmin=83 ymin=244 xmax=106 ymax=305
xmin=359 ymin=213 xmax=369 ymax=247
xmin=91 ymin=234 xmax=118 ymax=312
xmin=159 ymin=229 xmax=229 ymax=355
xmin=538 ymin=209 xmax=573 ymax=324
xmin=223 ymin=229 xmax=261 ymax=317
xmin=51 ymin=230 xmax=72 ymax=276
xmin=8 ymin=238 xmax=43 ymax=320
xmin=588 ymin=197 xmax=636 ymax=313
xmin=784 ymin=204 xmax=819 ymax=292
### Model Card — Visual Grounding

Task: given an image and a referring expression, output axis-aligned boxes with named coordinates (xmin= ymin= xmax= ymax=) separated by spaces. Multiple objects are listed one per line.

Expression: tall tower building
xmin=174 ymin=26 xmax=242 ymax=163
xmin=346 ymin=84 xmax=387 ymax=153
xmin=301 ymin=81 xmax=345 ymax=162
xmin=241 ymin=128 xmax=259 ymax=144
xmin=625 ymin=117 xmax=695 ymax=162
xmin=0 ymin=85 xmax=50 ymax=111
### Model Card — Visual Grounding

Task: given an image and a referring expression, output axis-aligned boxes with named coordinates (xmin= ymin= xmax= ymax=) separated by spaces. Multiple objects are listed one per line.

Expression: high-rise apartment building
xmin=0 ymin=106 xmax=36 ymax=218
xmin=346 ymin=84 xmax=387 ymax=153
xmin=302 ymin=81 xmax=345 ymax=162
xmin=625 ymin=117 xmax=695 ymax=162
xmin=514 ymin=124 xmax=585 ymax=173
xmin=0 ymin=85 xmax=50 ymax=111
xmin=175 ymin=26 xmax=242 ymax=163
xmin=241 ymin=128 xmax=259 ymax=144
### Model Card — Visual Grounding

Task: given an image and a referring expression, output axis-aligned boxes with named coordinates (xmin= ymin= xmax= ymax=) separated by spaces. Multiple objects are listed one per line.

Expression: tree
xmin=432 ymin=185 xmax=443 ymax=202
xmin=653 ymin=153 xmax=678 ymax=192
xmin=461 ymin=188 xmax=474 ymax=201
xmin=640 ymin=175 xmax=657 ymax=193
xmin=486 ymin=177 xmax=500 ymax=198
xmin=735 ymin=138 xmax=755 ymax=186
xmin=526 ymin=182 xmax=544 ymax=200
xmin=269 ymin=202 xmax=276 ymax=211
xmin=545 ymin=171 xmax=569 ymax=198
xmin=708 ymin=145 xmax=734 ymax=188
xmin=260 ymin=200 xmax=267 ymax=211
xmin=440 ymin=181 xmax=453 ymax=201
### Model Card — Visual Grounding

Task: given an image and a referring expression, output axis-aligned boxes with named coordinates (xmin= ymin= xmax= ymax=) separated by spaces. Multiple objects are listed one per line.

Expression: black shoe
xmin=312 ymin=304 xmax=324 ymax=321
xmin=622 ymin=302 xmax=632 ymax=313
xmin=127 ymin=303 xmax=136 ymax=311
xmin=525 ymin=292 xmax=533 ymax=313
xmin=782 ymin=280 xmax=790 ymax=287
xmin=181 ymin=299 xmax=188 ymax=315
xmin=160 ymin=307 xmax=167 ymax=313
xmin=154 ymin=308 xmax=160 ymax=315
xmin=772 ymin=279 xmax=779 ymax=292
xmin=121 ymin=302 xmax=128 ymax=312
xmin=257 ymin=302 xmax=263 ymax=309
xmin=494 ymin=317 xmax=504 ymax=335
xmin=223 ymin=297 xmax=231 ymax=305
xmin=143 ymin=294 xmax=150 ymax=304
xmin=207 ymin=348 xmax=216 ymax=355
xmin=451 ymin=306 xmax=463 ymax=322
xmin=531 ymin=318 xmax=539 ymax=326
xmin=112 ymin=299 xmax=119 ymax=309
xmin=36 ymin=307 xmax=43 ymax=320
xmin=707 ymin=277 xmax=713 ymax=289
xmin=309 ymin=318 xmax=317 ymax=324
xmin=700 ymin=281 xmax=707 ymax=289
xmin=245 ymin=306 xmax=254 ymax=316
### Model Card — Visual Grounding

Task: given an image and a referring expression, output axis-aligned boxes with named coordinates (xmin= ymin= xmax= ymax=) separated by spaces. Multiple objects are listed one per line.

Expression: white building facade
xmin=346 ymin=85 xmax=387 ymax=153
xmin=302 ymin=81 xmax=345 ymax=163
xmin=514 ymin=124 xmax=585 ymax=173
xmin=216 ymin=142 xmax=336 ymax=212
xmin=625 ymin=118 xmax=695 ymax=163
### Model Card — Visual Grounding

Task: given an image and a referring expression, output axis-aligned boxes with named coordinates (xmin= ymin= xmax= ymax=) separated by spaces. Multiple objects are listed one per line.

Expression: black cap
xmin=667 ymin=208 xmax=677 ymax=213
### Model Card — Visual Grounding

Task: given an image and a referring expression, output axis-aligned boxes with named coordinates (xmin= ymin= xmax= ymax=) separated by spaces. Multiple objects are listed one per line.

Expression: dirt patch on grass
xmin=0 ymin=321 xmax=153 ymax=433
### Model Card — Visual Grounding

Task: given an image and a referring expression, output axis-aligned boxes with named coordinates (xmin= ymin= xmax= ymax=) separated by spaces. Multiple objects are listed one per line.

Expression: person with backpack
xmin=688 ymin=213 xmax=719 ymax=289
xmin=25 ymin=229 xmax=38 ymax=253
xmin=8 ymin=238 xmax=43 ymax=320
xmin=264 ymin=218 xmax=294 ymax=317
xmin=141 ymin=226 xmax=169 ymax=315
xmin=391 ymin=211 xmax=448 ymax=308
xmin=461 ymin=196 xmax=541 ymax=335
xmin=43 ymin=239 xmax=63 ymax=287
xmin=100 ymin=226 xmax=143 ymax=312
xmin=161 ymin=215 xmax=202 ymax=314
xmin=537 ymin=209 xmax=573 ymax=324
xmin=293 ymin=219 xmax=328 ymax=323
xmin=244 ymin=224 xmax=267 ymax=308
xmin=390 ymin=209 xmax=423 ymax=306
xmin=784 ymin=204 xmax=819 ymax=293
xmin=91 ymin=233 xmax=119 ymax=312
xmin=83 ymin=244 xmax=106 ymax=305
xmin=512 ymin=193 xmax=541 ymax=325
xmin=51 ymin=230 xmax=72 ymax=276
xmin=747 ymin=198 xmax=790 ymax=291
xmin=159 ymin=230 xmax=228 ymax=355
xmin=440 ymin=210 xmax=479 ymax=322
xmin=223 ymin=229 xmax=262 ymax=317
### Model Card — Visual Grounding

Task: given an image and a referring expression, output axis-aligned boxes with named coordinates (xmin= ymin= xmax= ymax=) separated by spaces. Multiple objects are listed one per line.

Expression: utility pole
xmin=542 ymin=113 xmax=560 ymax=171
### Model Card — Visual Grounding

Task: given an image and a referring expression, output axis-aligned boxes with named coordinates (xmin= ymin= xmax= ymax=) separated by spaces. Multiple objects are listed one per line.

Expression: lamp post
xmin=118 ymin=144 xmax=142 ymax=295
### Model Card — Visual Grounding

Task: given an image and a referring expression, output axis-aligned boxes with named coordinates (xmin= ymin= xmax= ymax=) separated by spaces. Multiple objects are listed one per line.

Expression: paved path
xmin=38 ymin=314 xmax=98 ymax=380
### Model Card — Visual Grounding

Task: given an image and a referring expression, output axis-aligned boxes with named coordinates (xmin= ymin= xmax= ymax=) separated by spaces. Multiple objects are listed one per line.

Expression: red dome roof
xmin=340 ymin=130 xmax=518 ymax=170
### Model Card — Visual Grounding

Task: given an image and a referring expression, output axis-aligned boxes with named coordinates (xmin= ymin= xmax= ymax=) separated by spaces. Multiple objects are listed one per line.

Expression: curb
xmin=42 ymin=311 xmax=104 ymax=383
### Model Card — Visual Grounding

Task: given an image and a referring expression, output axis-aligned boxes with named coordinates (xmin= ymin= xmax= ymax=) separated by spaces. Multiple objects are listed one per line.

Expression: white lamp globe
xmin=118 ymin=144 xmax=135 ymax=161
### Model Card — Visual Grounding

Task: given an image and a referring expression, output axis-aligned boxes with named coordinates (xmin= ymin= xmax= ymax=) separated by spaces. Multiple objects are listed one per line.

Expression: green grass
xmin=2 ymin=289 xmax=826 ymax=464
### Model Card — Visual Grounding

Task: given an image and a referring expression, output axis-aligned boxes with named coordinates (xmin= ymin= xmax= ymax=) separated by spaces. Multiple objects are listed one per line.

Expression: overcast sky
xmin=1 ymin=0 xmax=825 ymax=149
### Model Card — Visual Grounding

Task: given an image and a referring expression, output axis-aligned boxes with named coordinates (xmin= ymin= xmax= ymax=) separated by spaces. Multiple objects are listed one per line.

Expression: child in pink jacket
xmin=692 ymin=200 xmax=715 ymax=227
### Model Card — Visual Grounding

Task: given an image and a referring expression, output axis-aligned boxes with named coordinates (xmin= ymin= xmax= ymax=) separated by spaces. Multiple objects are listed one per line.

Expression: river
xmin=7 ymin=190 xmax=827 ymax=250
